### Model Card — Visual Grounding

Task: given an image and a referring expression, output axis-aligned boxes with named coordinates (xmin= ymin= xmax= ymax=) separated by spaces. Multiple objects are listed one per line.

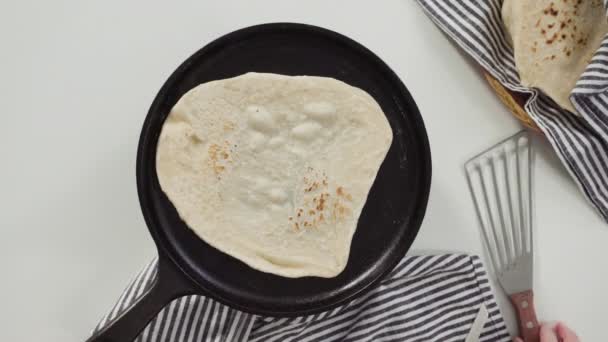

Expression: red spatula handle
xmin=509 ymin=290 xmax=540 ymax=342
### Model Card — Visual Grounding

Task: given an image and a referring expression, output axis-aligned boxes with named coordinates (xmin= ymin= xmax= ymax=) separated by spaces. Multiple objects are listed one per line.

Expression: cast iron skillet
xmin=89 ymin=23 xmax=431 ymax=342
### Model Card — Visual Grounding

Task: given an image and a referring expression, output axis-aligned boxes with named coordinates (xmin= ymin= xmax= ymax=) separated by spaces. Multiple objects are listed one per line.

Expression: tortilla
xmin=156 ymin=73 xmax=393 ymax=278
xmin=502 ymin=0 xmax=608 ymax=113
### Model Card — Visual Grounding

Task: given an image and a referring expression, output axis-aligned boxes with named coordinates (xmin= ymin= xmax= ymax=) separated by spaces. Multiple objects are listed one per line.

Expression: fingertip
xmin=513 ymin=337 xmax=523 ymax=342
xmin=540 ymin=323 xmax=559 ymax=342
xmin=556 ymin=322 xmax=579 ymax=341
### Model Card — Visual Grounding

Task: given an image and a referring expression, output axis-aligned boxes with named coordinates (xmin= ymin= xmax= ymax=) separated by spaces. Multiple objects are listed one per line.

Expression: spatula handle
xmin=509 ymin=290 xmax=540 ymax=342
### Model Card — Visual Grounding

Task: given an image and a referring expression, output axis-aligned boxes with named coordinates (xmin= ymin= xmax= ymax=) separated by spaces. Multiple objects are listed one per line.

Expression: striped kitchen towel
xmin=416 ymin=0 xmax=608 ymax=221
xmin=93 ymin=254 xmax=510 ymax=341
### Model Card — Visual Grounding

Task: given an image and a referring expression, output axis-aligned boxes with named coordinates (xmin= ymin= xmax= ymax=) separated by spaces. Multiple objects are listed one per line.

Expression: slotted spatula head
xmin=465 ymin=131 xmax=534 ymax=293
xmin=465 ymin=131 xmax=539 ymax=342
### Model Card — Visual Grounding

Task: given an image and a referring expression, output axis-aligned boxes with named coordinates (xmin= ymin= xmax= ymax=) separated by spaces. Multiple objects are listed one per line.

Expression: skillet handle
xmin=87 ymin=257 xmax=195 ymax=342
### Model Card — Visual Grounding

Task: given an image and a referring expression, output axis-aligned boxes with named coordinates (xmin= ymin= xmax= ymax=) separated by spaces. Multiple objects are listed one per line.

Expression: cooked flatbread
xmin=156 ymin=73 xmax=393 ymax=278
xmin=502 ymin=0 xmax=608 ymax=113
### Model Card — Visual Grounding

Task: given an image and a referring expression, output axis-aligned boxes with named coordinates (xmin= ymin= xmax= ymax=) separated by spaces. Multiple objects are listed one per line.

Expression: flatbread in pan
xmin=156 ymin=72 xmax=393 ymax=278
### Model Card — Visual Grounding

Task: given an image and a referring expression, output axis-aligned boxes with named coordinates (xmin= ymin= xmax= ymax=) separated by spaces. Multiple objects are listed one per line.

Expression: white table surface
xmin=2 ymin=1 xmax=607 ymax=341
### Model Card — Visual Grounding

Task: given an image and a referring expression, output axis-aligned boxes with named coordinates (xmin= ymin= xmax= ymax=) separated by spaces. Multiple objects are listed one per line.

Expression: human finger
xmin=555 ymin=322 xmax=580 ymax=342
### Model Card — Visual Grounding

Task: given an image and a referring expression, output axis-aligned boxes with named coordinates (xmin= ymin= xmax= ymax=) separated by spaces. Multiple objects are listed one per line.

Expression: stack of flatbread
xmin=502 ymin=0 xmax=608 ymax=114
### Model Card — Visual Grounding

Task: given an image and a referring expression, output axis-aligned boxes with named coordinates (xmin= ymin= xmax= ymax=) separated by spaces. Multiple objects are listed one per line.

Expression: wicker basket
xmin=483 ymin=72 xmax=540 ymax=132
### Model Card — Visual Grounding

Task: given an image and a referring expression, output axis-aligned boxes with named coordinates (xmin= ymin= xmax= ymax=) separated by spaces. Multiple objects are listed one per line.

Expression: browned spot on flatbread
xmin=305 ymin=182 xmax=319 ymax=193
xmin=293 ymin=171 xmax=356 ymax=231
xmin=223 ymin=121 xmax=236 ymax=132
xmin=303 ymin=168 xmax=329 ymax=193
xmin=316 ymin=193 xmax=328 ymax=211
xmin=336 ymin=186 xmax=353 ymax=201
xmin=207 ymin=141 xmax=234 ymax=179
xmin=331 ymin=201 xmax=351 ymax=222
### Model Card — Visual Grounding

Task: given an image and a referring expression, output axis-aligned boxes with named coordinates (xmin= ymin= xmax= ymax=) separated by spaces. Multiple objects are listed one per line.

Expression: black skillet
xmin=88 ymin=23 xmax=431 ymax=342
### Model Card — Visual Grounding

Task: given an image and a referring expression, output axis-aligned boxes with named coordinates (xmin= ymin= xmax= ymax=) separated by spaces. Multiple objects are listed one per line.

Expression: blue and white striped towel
xmin=93 ymin=254 xmax=510 ymax=341
xmin=417 ymin=0 xmax=608 ymax=221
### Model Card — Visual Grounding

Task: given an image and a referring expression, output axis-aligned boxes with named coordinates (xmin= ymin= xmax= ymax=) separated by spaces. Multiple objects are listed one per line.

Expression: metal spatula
xmin=465 ymin=131 xmax=540 ymax=342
